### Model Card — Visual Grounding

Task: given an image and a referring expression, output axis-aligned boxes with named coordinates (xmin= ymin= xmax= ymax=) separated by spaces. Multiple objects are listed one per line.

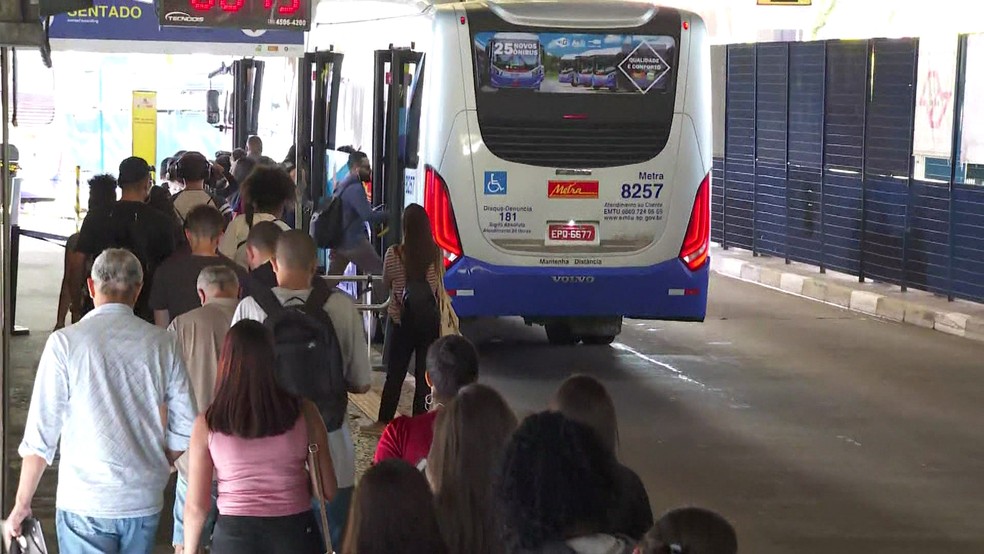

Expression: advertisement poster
xmin=473 ymin=32 xmax=675 ymax=94
xmin=131 ymin=91 xmax=157 ymax=169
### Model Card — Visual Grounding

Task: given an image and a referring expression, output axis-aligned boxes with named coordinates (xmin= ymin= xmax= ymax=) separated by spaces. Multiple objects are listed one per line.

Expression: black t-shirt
xmin=149 ymin=253 xmax=248 ymax=322
xmin=76 ymin=201 xmax=179 ymax=322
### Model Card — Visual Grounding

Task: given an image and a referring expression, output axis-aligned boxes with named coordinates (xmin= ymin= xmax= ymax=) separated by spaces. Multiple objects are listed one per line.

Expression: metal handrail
xmin=318 ymin=274 xmax=390 ymax=312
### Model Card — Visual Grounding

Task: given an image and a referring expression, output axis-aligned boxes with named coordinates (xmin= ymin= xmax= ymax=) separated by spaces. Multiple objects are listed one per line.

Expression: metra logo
xmin=552 ymin=276 xmax=596 ymax=284
xmin=165 ymin=11 xmax=204 ymax=23
xmin=548 ymin=180 xmax=599 ymax=199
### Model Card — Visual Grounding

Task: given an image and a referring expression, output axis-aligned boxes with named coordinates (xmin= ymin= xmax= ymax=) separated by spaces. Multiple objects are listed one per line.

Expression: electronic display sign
xmin=157 ymin=0 xmax=311 ymax=31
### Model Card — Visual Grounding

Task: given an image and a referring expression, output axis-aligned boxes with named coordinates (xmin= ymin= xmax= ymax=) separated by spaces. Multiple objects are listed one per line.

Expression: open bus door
xmin=371 ymin=46 xmax=424 ymax=257
xmin=296 ymin=49 xmax=344 ymax=233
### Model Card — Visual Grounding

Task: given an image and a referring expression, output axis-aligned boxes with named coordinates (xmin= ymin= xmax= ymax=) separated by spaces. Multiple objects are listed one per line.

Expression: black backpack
xmin=312 ymin=194 xmax=347 ymax=249
xmin=399 ymin=250 xmax=440 ymax=340
xmin=253 ymin=282 xmax=348 ymax=432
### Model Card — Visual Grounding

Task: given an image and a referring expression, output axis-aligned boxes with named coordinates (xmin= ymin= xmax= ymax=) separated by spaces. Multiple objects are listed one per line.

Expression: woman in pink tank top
xmin=182 ymin=320 xmax=336 ymax=554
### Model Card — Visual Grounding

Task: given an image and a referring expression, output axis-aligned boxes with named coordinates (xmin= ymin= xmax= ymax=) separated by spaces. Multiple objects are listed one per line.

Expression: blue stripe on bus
xmin=443 ymin=256 xmax=709 ymax=321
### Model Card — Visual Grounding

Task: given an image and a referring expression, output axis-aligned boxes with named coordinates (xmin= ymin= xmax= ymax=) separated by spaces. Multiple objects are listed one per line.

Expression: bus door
xmin=371 ymin=46 xmax=423 ymax=256
xmin=296 ymin=49 xmax=344 ymax=233
xmin=231 ymin=59 xmax=265 ymax=152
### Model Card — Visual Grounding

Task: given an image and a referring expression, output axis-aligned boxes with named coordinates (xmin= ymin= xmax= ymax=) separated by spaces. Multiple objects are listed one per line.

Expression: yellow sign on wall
xmin=132 ymin=91 xmax=157 ymax=173
xmin=757 ymin=0 xmax=811 ymax=5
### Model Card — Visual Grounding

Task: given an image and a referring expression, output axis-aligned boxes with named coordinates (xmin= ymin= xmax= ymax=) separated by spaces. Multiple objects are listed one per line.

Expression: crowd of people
xmin=8 ymin=141 xmax=738 ymax=554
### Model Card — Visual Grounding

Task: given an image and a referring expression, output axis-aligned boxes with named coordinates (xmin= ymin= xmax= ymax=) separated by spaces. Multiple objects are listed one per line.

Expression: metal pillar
xmin=1 ymin=45 xmax=12 ymax=515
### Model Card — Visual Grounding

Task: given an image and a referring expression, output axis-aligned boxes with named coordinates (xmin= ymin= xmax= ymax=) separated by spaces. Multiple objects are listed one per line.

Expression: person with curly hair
xmin=219 ymin=164 xmax=294 ymax=268
xmin=498 ymin=411 xmax=634 ymax=554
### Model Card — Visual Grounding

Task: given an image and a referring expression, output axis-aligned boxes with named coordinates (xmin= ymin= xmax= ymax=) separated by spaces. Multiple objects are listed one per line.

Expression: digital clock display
xmin=157 ymin=0 xmax=311 ymax=31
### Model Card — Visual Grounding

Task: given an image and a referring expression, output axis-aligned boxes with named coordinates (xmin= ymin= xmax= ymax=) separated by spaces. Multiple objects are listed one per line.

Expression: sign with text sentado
xmin=49 ymin=0 xmax=304 ymax=56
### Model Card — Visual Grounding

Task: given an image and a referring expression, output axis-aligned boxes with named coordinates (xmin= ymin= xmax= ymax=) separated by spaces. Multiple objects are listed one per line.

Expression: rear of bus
xmin=422 ymin=1 xmax=711 ymax=342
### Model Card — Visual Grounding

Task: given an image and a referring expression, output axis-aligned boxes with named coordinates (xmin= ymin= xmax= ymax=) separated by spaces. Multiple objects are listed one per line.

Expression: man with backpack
xmin=231 ymin=230 xmax=371 ymax=551
xmin=75 ymin=156 xmax=179 ymax=322
xmin=323 ymin=149 xmax=389 ymax=276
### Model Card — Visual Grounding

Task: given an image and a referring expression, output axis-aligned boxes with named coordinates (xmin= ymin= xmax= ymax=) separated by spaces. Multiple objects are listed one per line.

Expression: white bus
xmin=313 ymin=0 xmax=710 ymax=344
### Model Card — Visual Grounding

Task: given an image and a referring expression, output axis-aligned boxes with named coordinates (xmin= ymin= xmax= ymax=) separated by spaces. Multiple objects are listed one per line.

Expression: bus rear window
xmin=473 ymin=32 xmax=676 ymax=95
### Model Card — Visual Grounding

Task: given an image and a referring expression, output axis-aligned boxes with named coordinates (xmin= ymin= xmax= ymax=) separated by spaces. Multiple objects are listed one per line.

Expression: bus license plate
xmin=545 ymin=222 xmax=600 ymax=246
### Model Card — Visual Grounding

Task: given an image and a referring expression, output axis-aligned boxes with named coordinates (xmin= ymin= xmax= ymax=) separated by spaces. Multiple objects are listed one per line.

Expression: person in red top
xmin=372 ymin=335 xmax=479 ymax=467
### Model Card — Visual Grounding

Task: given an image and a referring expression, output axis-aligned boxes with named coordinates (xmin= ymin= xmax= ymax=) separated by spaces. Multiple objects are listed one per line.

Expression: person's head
xmin=636 ymin=508 xmax=738 ymax=554
xmin=246 ymin=135 xmax=263 ymax=158
xmin=425 ymin=335 xmax=479 ymax=405
xmin=117 ymin=156 xmax=153 ymax=200
xmin=341 ymin=146 xmax=371 ymax=180
xmin=550 ymin=375 xmax=619 ymax=454
xmin=147 ymin=185 xmax=176 ymax=217
xmin=498 ymin=411 xmax=619 ymax=553
xmin=427 ymin=384 xmax=517 ymax=554
xmin=215 ymin=154 xmax=232 ymax=175
xmin=173 ymin=151 xmax=211 ymax=186
xmin=231 ymin=155 xmax=257 ymax=186
xmin=245 ymin=220 xmax=284 ymax=270
xmin=87 ymin=248 xmax=143 ymax=307
xmin=231 ymin=148 xmax=247 ymax=163
xmin=184 ymin=205 xmax=226 ymax=253
xmin=272 ymin=230 xmax=317 ymax=288
xmin=342 ymin=459 xmax=448 ymax=554
xmin=241 ymin=165 xmax=296 ymax=217
xmin=206 ymin=319 xmax=301 ymax=438
xmin=196 ymin=265 xmax=240 ymax=306
xmin=87 ymin=174 xmax=117 ymax=212
xmin=400 ymin=203 xmax=439 ymax=280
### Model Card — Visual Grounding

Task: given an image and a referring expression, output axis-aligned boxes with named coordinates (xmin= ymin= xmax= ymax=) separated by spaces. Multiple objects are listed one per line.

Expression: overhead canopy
xmin=48 ymin=0 xmax=304 ymax=56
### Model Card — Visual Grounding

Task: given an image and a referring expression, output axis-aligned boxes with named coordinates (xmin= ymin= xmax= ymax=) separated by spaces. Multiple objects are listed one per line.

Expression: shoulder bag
xmin=302 ymin=402 xmax=333 ymax=554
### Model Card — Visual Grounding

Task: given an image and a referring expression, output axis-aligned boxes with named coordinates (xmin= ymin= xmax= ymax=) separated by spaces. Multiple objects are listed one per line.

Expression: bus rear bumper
xmin=443 ymin=256 xmax=709 ymax=321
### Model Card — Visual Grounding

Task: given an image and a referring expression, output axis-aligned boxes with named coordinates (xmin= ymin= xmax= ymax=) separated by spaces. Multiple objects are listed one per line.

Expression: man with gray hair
xmin=4 ymin=248 xmax=196 ymax=553
xmin=167 ymin=265 xmax=240 ymax=553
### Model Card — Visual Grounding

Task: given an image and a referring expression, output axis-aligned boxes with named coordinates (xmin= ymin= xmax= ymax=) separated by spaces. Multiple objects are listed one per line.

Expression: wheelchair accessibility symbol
xmin=484 ymin=171 xmax=508 ymax=195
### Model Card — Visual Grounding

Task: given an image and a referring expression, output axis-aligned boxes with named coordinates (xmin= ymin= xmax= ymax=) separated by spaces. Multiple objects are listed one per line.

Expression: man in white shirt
xmin=169 ymin=265 xmax=240 ymax=553
xmin=231 ymin=230 xmax=370 ymax=551
xmin=4 ymin=248 xmax=196 ymax=553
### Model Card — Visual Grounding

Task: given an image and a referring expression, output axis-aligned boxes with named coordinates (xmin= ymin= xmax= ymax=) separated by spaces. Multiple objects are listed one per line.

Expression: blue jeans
xmin=173 ymin=475 xmax=219 ymax=547
xmin=311 ymin=486 xmax=353 ymax=551
xmin=56 ymin=510 xmax=160 ymax=554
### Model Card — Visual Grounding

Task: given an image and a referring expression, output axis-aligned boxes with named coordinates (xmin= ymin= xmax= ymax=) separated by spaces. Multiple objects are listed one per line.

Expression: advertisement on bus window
xmin=473 ymin=32 xmax=675 ymax=94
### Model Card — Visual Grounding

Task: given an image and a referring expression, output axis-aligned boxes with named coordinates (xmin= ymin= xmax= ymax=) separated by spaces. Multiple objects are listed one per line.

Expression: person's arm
xmin=335 ymin=297 xmax=372 ymax=394
xmin=149 ymin=263 xmax=172 ymax=327
xmin=217 ymin=217 xmax=240 ymax=259
xmin=302 ymin=402 xmax=338 ymax=501
xmin=381 ymin=247 xmax=396 ymax=292
xmin=65 ymin=251 xmax=87 ymax=323
xmin=182 ymin=416 xmax=213 ymax=552
xmin=344 ymin=183 xmax=387 ymax=225
xmin=6 ymin=335 xmax=70 ymax=539
xmin=55 ymin=248 xmax=72 ymax=330
xmin=163 ymin=341 xmax=197 ymax=462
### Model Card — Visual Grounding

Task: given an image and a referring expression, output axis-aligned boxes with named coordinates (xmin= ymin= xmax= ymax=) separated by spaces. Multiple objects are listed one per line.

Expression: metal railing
xmin=319 ymin=274 xmax=390 ymax=364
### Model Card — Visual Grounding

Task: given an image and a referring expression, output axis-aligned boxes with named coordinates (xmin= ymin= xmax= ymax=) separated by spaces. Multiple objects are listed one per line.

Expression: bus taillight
xmin=424 ymin=166 xmax=463 ymax=269
xmin=680 ymin=173 xmax=710 ymax=272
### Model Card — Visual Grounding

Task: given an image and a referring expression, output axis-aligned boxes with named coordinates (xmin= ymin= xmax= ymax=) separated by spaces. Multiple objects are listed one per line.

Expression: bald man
xmin=231 ymin=230 xmax=369 ymax=550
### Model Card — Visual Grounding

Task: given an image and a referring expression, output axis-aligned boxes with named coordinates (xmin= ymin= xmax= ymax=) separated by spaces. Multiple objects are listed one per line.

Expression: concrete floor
xmin=6 ymin=237 xmax=984 ymax=553
xmin=468 ymin=278 xmax=984 ymax=553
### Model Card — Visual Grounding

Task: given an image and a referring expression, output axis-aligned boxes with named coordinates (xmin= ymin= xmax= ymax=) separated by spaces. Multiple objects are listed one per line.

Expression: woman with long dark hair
xmin=183 ymin=320 xmax=336 ymax=554
xmin=342 ymin=459 xmax=448 ymax=554
xmin=427 ymin=384 xmax=517 ymax=554
xmin=552 ymin=375 xmax=653 ymax=541
xmin=376 ymin=204 xmax=442 ymax=426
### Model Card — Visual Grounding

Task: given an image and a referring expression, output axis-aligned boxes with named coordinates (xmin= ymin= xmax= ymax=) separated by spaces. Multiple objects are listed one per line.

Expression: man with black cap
xmin=76 ymin=156 xmax=179 ymax=322
xmin=170 ymin=151 xmax=232 ymax=225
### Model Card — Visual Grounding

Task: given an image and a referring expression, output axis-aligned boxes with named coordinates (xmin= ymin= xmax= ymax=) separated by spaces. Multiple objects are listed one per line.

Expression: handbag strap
xmin=302 ymin=403 xmax=333 ymax=554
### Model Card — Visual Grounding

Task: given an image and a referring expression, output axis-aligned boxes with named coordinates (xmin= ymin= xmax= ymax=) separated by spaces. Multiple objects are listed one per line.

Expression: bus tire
xmin=582 ymin=335 xmax=616 ymax=346
xmin=545 ymin=323 xmax=577 ymax=346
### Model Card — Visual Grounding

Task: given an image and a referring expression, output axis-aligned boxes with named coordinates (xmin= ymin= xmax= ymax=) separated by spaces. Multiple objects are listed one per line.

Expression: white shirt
xmin=218 ymin=213 xmax=291 ymax=268
xmin=19 ymin=304 xmax=197 ymax=518
xmin=231 ymin=287 xmax=371 ymax=489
